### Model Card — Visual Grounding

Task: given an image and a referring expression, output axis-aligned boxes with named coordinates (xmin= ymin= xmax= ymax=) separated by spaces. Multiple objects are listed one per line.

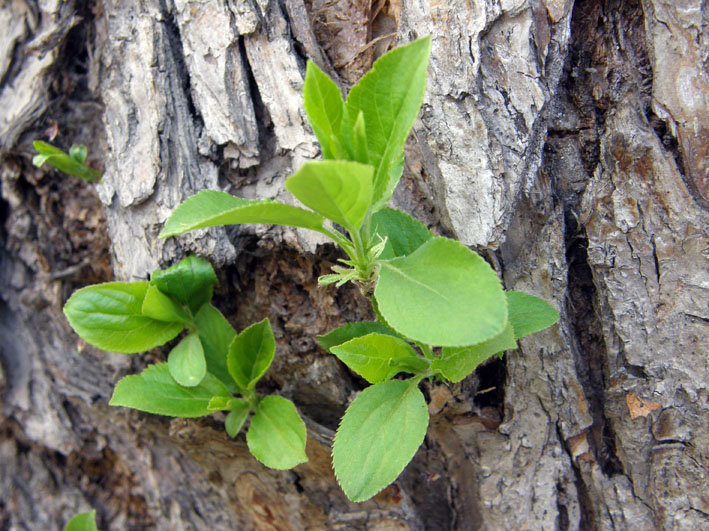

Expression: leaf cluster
xmin=157 ymin=37 xmax=561 ymax=502
xmin=63 ymin=256 xmax=307 ymax=469
xmin=32 ymin=140 xmax=101 ymax=182
xmin=61 ymin=37 xmax=560 ymax=505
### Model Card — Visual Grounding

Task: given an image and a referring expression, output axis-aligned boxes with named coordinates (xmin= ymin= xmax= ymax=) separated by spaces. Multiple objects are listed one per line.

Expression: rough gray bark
xmin=1 ymin=0 xmax=707 ymax=529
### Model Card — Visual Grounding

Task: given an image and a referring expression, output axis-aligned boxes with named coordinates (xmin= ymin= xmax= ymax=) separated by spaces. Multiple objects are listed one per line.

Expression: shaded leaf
xmin=194 ymin=304 xmax=239 ymax=392
xmin=432 ymin=324 xmax=516 ymax=382
xmin=225 ymin=400 xmax=251 ymax=438
xmin=141 ymin=284 xmax=191 ymax=324
xmin=227 ymin=318 xmax=276 ymax=390
xmin=371 ymin=207 xmax=432 ymax=259
xmin=506 ymin=291 xmax=560 ymax=339
xmin=69 ymin=144 xmax=88 ymax=164
xmin=150 ymin=255 xmax=217 ymax=314
xmin=317 ymin=321 xmax=397 ymax=352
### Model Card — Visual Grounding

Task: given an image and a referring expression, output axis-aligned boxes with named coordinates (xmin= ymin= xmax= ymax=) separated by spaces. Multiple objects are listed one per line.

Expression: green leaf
xmin=63 ymin=282 xmax=183 ymax=353
xmin=247 ymin=395 xmax=308 ymax=469
xmin=159 ymin=190 xmax=327 ymax=238
xmin=150 ymin=255 xmax=217 ymax=314
xmin=207 ymin=396 xmax=239 ymax=411
xmin=303 ymin=60 xmax=346 ymax=159
xmin=432 ymin=324 xmax=517 ymax=382
xmin=388 ymin=355 xmax=431 ymax=374
xmin=507 ymin=291 xmax=560 ymax=339
xmin=109 ymin=363 xmax=231 ymax=417
xmin=141 ymin=284 xmax=191 ymax=324
xmin=333 ymin=380 xmax=429 ymax=502
xmin=345 ymin=37 xmax=431 ymax=211
xmin=225 ymin=400 xmax=251 ymax=438
xmin=33 ymin=141 xmax=101 ymax=181
xmin=65 ymin=510 xmax=99 ymax=531
xmin=227 ymin=318 xmax=276 ymax=390
xmin=330 ymin=333 xmax=422 ymax=383
xmin=285 ymin=160 xmax=374 ymax=232
xmin=317 ymin=321 xmax=398 ymax=352
xmin=351 ymin=110 xmax=369 ymax=164
xmin=194 ymin=304 xmax=239 ymax=392
xmin=371 ymin=207 xmax=432 ymax=259
xmin=168 ymin=333 xmax=207 ymax=387
xmin=375 ymin=237 xmax=507 ymax=347
xmin=69 ymin=144 xmax=88 ymax=164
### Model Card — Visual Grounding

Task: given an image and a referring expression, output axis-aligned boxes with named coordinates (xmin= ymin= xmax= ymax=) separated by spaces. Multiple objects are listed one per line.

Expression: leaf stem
xmin=415 ymin=342 xmax=435 ymax=361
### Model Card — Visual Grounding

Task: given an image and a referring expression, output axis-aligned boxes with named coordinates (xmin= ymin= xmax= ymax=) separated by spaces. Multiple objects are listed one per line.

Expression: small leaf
xmin=159 ymin=190 xmax=327 ymax=238
xmin=285 ymin=160 xmax=374 ymax=232
xmin=225 ymin=400 xmax=251 ymax=438
xmin=151 ymin=255 xmax=217 ymax=314
xmin=110 ymin=363 xmax=231 ymax=417
xmin=194 ymin=304 xmax=239 ymax=392
xmin=317 ymin=321 xmax=398 ymax=352
xmin=33 ymin=141 xmax=101 ymax=181
xmin=303 ymin=60 xmax=346 ymax=159
xmin=33 ymin=153 xmax=50 ymax=166
xmin=506 ymin=291 xmax=560 ymax=339
xmin=371 ymin=207 xmax=432 ymax=259
xmin=333 ymin=380 xmax=429 ymax=502
xmin=330 ymin=333 xmax=422 ymax=383
xmin=227 ymin=318 xmax=276 ymax=390
xmin=247 ymin=395 xmax=308 ymax=469
xmin=141 ymin=284 xmax=191 ymax=324
xmin=168 ymin=333 xmax=207 ymax=387
xmin=432 ymin=324 xmax=517 ymax=382
xmin=69 ymin=144 xmax=88 ymax=164
xmin=345 ymin=37 xmax=432 ymax=211
xmin=207 ymin=396 xmax=238 ymax=411
xmin=63 ymin=282 xmax=183 ymax=353
xmin=375 ymin=237 xmax=507 ymax=347
xmin=65 ymin=510 xmax=99 ymax=531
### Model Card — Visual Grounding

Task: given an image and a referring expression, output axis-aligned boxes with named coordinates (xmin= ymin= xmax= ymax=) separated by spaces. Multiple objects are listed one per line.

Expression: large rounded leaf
xmin=374 ymin=237 xmax=507 ymax=347
xmin=332 ymin=380 xmax=429 ymax=502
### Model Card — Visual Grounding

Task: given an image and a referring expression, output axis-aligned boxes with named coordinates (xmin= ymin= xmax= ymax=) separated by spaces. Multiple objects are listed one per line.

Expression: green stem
xmin=415 ymin=342 xmax=435 ymax=361
xmin=322 ymin=226 xmax=356 ymax=258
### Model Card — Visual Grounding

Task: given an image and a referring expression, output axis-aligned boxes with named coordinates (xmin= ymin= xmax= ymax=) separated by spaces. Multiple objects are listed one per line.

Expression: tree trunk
xmin=1 ymin=0 xmax=707 ymax=529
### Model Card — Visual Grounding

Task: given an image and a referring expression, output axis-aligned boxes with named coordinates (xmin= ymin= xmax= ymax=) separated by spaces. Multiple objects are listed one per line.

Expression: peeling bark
xmin=1 ymin=0 xmax=707 ymax=529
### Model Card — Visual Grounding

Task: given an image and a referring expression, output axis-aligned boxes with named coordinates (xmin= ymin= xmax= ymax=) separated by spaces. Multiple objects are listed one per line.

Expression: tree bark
xmin=1 ymin=0 xmax=707 ymax=529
